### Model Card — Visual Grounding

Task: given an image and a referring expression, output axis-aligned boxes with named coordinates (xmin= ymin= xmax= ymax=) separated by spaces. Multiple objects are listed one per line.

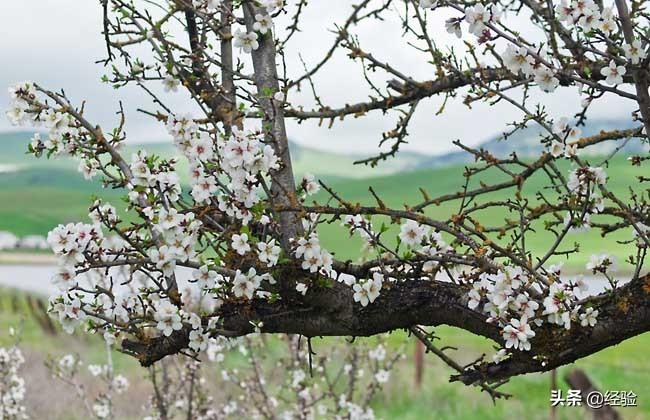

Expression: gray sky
xmin=0 ymin=1 xmax=634 ymax=156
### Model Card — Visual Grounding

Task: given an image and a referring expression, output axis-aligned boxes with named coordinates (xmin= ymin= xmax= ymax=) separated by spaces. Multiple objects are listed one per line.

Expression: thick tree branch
xmin=452 ymin=274 xmax=650 ymax=385
xmin=243 ymin=4 xmax=303 ymax=253
xmin=122 ymin=272 xmax=650 ymax=385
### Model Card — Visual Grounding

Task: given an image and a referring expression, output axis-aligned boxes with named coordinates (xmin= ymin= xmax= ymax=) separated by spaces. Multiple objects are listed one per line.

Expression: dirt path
xmin=0 ymin=252 xmax=57 ymax=265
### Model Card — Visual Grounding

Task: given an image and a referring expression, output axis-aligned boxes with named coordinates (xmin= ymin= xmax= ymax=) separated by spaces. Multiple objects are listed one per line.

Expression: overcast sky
xmin=0 ymin=1 xmax=635 ymax=156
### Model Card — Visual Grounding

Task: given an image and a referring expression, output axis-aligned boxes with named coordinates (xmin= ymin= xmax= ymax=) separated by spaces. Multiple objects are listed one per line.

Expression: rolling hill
xmin=0 ymin=122 xmax=646 ymax=270
xmin=0 ymin=131 xmax=430 ymax=182
xmin=417 ymin=118 xmax=647 ymax=168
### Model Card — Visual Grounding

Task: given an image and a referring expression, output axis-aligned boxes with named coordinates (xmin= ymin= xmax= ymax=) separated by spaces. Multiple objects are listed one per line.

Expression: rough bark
xmin=122 ymin=272 xmax=650 ymax=386
xmin=453 ymin=274 xmax=650 ymax=385
xmin=243 ymin=4 xmax=303 ymax=252
xmin=615 ymin=0 xmax=650 ymax=138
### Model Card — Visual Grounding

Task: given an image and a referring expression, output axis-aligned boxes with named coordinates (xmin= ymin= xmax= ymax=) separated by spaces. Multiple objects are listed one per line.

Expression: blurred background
xmin=0 ymin=1 xmax=648 ymax=419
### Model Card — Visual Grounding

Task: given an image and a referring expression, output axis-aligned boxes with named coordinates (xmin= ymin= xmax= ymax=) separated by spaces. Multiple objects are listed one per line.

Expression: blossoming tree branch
xmin=6 ymin=0 xmax=650 ymax=398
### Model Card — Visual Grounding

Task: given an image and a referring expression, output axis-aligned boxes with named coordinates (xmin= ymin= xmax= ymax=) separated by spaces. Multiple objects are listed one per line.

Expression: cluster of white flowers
xmin=334 ymin=219 xmax=456 ymax=308
xmin=129 ymin=151 xmax=183 ymax=203
xmin=565 ymin=166 xmax=607 ymax=225
xmin=421 ymin=2 xmax=502 ymax=39
xmin=352 ymin=273 xmax=384 ymax=307
xmin=541 ymin=278 xmax=592 ymax=330
xmin=549 ymin=117 xmax=581 ymax=158
xmin=170 ymin=116 xmax=279 ymax=222
xmin=211 ymin=127 xmax=280 ymax=216
xmin=467 ymin=264 xmax=598 ymax=355
xmin=231 ymin=1 xmax=283 ymax=53
xmin=502 ymin=44 xmax=560 ymax=93
xmin=187 ymin=313 xmax=211 ymax=352
xmin=586 ymin=253 xmax=616 ymax=274
xmin=154 ymin=299 xmax=183 ymax=336
xmin=556 ymin=1 xmax=617 ymax=34
xmin=8 ymin=84 xmax=76 ymax=148
xmin=28 ymin=106 xmax=286 ymax=347
xmin=5 ymin=82 xmax=36 ymax=126
xmin=48 ymin=219 xmax=204 ymax=336
xmin=420 ymin=231 xmax=453 ymax=271
xmin=230 ymin=269 xmax=275 ymax=302
xmin=147 ymin=208 xmax=203 ymax=275
xmin=165 ymin=116 xmax=220 ymax=205
xmin=0 ymin=346 xmax=27 ymax=420
xmin=342 ymin=215 xmax=376 ymax=244
xmin=502 ymin=316 xmax=536 ymax=351
xmin=47 ymin=222 xmax=102 ymax=291
xmin=5 ymin=79 xmax=298 ymax=353
xmin=293 ymin=232 xmax=333 ymax=274
xmin=399 ymin=220 xmax=451 ymax=257
xmin=89 ymin=200 xmax=119 ymax=227
xmin=6 ymin=82 xmax=102 ymax=181
xmin=465 ymin=4 xmax=501 ymax=36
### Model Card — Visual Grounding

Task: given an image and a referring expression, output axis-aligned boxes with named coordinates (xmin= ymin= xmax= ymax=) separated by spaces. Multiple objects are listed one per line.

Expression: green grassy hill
xmin=315 ymin=155 xmax=645 ymax=272
xmin=0 ymin=131 xmax=645 ymax=271
xmin=0 ymin=167 xmax=123 ymax=236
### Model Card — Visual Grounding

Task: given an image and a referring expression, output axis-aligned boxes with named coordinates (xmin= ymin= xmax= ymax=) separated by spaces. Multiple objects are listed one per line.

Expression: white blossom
xmin=163 ymin=74 xmax=180 ymax=92
xmin=579 ymin=307 xmax=598 ymax=327
xmin=154 ymin=300 xmax=183 ymax=336
xmin=233 ymin=30 xmax=259 ymax=53
xmin=399 ymin=220 xmax=427 ymax=247
xmin=253 ymin=13 xmax=273 ymax=34
xmin=502 ymin=316 xmax=535 ymax=351
xmin=445 ymin=18 xmax=462 ymax=38
xmin=257 ymin=239 xmax=281 ymax=267
xmin=302 ymin=173 xmax=320 ymax=195
xmin=503 ymin=45 xmax=531 ymax=74
xmin=623 ymin=39 xmax=646 ymax=64
xmin=600 ymin=60 xmax=626 ymax=85
xmin=534 ymin=67 xmax=559 ymax=92
xmin=231 ymin=233 xmax=251 ymax=255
